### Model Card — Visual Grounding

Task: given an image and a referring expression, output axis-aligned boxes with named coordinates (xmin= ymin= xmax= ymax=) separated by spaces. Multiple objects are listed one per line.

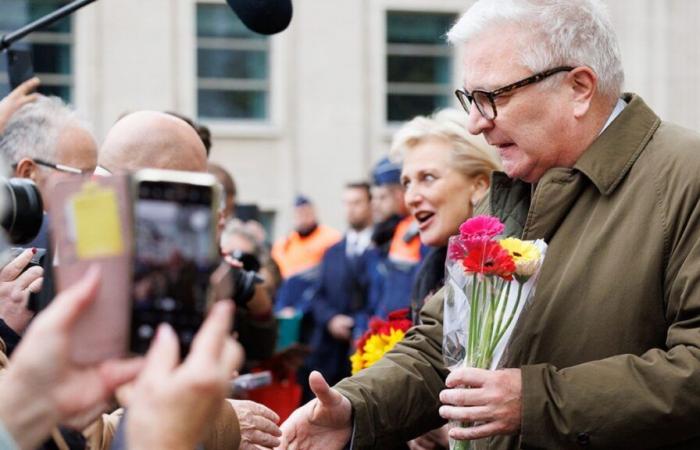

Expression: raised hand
xmin=0 ymin=77 xmax=40 ymax=133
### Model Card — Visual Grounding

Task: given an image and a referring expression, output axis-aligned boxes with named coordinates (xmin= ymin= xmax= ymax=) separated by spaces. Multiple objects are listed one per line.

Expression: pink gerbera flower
xmin=459 ymin=215 xmax=505 ymax=241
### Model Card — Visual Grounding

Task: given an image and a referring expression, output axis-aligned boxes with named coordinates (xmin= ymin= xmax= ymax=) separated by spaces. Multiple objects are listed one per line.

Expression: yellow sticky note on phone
xmin=70 ymin=184 xmax=124 ymax=259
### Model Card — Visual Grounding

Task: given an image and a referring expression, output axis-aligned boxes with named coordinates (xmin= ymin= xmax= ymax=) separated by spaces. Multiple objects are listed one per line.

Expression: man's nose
xmin=466 ymin=105 xmax=494 ymax=136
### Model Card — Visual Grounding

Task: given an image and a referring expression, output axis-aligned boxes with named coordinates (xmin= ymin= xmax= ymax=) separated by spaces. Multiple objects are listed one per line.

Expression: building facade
xmin=1 ymin=0 xmax=700 ymax=238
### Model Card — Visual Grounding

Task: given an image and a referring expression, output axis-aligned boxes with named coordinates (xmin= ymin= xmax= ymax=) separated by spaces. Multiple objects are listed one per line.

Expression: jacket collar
xmin=574 ymin=93 xmax=661 ymax=196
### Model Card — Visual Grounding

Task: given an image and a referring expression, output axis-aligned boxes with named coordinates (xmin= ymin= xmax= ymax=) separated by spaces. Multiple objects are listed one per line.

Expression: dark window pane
xmin=0 ymin=0 xmax=71 ymax=33
xmin=387 ymin=11 xmax=455 ymax=44
xmin=388 ymin=55 xmax=451 ymax=84
xmin=387 ymin=94 xmax=450 ymax=122
xmin=197 ymin=4 xmax=263 ymax=40
xmin=197 ymin=48 xmax=267 ymax=80
xmin=198 ymin=89 xmax=267 ymax=120
xmin=32 ymin=43 xmax=71 ymax=74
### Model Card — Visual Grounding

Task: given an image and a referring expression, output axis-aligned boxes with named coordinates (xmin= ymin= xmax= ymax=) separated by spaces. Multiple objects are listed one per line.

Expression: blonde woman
xmin=390 ymin=108 xmax=501 ymax=450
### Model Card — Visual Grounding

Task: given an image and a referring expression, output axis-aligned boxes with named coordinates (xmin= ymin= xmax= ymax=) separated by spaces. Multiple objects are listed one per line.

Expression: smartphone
xmin=48 ymin=175 xmax=133 ymax=365
xmin=5 ymin=46 xmax=34 ymax=90
xmin=130 ymin=169 xmax=221 ymax=355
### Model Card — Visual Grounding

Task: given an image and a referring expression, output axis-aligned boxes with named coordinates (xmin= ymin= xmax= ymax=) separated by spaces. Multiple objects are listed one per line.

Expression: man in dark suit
xmin=304 ymin=182 xmax=373 ymax=398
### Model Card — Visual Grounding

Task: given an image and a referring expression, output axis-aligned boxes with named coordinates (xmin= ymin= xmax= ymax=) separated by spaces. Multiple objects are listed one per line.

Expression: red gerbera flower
xmin=463 ymin=240 xmax=516 ymax=280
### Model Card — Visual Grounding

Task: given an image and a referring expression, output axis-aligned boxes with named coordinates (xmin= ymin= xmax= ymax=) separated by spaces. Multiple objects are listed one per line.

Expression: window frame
xmin=185 ymin=0 xmax=284 ymax=138
xmin=0 ymin=1 xmax=75 ymax=101
xmin=368 ymin=0 xmax=466 ymax=146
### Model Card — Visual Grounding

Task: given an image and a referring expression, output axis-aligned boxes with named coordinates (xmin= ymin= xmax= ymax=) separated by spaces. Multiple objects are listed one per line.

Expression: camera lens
xmin=0 ymin=177 xmax=44 ymax=245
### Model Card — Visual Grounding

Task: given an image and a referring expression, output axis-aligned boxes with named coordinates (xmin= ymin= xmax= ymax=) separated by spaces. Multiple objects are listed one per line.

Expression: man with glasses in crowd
xmin=0 ymin=93 xmax=97 ymax=248
xmin=278 ymin=0 xmax=700 ymax=449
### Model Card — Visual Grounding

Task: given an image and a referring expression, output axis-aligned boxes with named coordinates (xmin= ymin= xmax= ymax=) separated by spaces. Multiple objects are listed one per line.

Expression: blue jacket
xmin=307 ymin=239 xmax=368 ymax=385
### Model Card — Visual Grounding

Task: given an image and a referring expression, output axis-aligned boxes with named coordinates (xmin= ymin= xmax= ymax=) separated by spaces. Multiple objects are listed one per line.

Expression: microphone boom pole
xmin=1 ymin=0 xmax=99 ymax=52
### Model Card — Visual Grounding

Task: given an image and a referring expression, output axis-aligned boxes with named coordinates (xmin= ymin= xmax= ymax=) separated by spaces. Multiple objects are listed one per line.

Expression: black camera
xmin=0 ymin=177 xmax=44 ymax=245
xmin=228 ymin=265 xmax=264 ymax=307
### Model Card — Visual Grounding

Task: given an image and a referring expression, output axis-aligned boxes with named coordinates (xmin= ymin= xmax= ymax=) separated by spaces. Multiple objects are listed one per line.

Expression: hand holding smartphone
xmin=130 ymin=169 xmax=221 ymax=355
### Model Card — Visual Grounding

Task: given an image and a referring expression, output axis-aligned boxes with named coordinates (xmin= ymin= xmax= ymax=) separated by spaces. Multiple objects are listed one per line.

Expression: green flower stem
xmin=467 ymin=273 xmax=478 ymax=366
xmin=490 ymin=280 xmax=511 ymax=354
xmin=489 ymin=282 xmax=524 ymax=356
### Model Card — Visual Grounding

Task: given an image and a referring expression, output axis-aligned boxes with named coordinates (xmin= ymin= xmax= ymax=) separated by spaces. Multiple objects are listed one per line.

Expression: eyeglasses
xmin=455 ymin=66 xmax=575 ymax=120
xmin=33 ymin=158 xmax=85 ymax=175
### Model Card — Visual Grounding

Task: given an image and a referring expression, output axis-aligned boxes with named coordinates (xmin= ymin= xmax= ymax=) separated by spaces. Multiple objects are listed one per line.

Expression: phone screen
xmin=131 ymin=180 xmax=218 ymax=355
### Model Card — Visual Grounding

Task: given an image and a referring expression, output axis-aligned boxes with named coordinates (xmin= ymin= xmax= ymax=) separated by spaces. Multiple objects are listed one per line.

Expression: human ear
xmin=470 ymin=174 xmax=490 ymax=205
xmin=569 ymin=67 xmax=597 ymax=118
xmin=14 ymin=158 xmax=38 ymax=181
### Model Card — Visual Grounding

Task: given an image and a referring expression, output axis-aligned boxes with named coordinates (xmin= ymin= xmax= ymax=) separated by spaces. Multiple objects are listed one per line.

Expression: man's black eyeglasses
xmin=455 ymin=66 xmax=575 ymax=120
xmin=28 ymin=158 xmax=85 ymax=174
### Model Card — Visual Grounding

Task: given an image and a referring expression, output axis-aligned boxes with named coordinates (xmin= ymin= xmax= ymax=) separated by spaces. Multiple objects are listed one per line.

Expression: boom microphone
xmin=226 ymin=0 xmax=293 ymax=35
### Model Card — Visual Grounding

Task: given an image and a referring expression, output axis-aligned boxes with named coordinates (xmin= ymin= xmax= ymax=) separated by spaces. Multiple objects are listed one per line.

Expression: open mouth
xmin=414 ymin=211 xmax=435 ymax=230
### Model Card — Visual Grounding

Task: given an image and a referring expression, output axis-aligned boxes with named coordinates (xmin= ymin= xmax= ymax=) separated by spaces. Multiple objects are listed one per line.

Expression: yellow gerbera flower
xmin=499 ymin=237 xmax=541 ymax=280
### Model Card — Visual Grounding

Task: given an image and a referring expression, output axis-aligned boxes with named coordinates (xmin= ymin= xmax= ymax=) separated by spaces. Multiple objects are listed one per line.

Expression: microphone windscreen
xmin=226 ymin=0 xmax=293 ymax=35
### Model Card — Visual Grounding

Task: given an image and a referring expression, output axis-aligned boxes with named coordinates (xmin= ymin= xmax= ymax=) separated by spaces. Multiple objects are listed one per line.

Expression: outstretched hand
xmin=277 ymin=371 xmax=352 ymax=450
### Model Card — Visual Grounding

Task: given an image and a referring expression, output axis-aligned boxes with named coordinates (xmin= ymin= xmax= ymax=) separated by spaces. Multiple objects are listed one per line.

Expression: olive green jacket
xmin=335 ymin=94 xmax=700 ymax=449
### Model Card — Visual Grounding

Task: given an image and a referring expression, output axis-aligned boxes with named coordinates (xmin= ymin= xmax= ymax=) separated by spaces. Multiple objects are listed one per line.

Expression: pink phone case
xmin=48 ymin=175 xmax=133 ymax=365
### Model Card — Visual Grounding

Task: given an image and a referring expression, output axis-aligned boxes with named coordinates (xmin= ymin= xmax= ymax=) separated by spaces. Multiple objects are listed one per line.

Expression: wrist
xmin=0 ymin=369 xmax=59 ymax=450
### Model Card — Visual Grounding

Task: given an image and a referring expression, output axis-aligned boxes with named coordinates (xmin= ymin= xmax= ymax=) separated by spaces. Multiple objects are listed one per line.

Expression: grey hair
xmin=447 ymin=0 xmax=624 ymax=99
xmin=220 ymin=218 xmax=263 ymax=256
xmin=0 ymin=95 xmax=94 ymax=164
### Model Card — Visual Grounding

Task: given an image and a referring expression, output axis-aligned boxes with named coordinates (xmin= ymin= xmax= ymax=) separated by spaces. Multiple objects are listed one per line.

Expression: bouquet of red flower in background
xmin=350 ymin=308 xmax=412 ymax=375
xmin=443 ymin=216 xmax=546 ymax=450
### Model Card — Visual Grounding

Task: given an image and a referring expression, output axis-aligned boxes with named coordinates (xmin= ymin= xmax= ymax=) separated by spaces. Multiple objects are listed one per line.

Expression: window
xmin=196 ymin=3 xmax=270 ymax=121
xmin=386 ymin=11 xmax=456 ymax=123
xmin=0 ymin=0 xmax=73 ymax=102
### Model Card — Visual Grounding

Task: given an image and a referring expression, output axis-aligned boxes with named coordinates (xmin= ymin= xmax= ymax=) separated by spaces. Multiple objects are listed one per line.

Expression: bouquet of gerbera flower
xmin=443 ymin=216 xmax=546 ymax=450
xmin=350 ymin=309 xmax=412 ymax=375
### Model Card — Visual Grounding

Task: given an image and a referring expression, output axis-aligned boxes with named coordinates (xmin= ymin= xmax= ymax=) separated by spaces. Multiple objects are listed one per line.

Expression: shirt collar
xmin=574 ymin=93 xmax=661 ymax=196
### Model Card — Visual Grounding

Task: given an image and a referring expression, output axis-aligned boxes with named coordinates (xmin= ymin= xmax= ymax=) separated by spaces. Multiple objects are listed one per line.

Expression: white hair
xmin=0 ymin=95 xmax=94 ymax=164
xmin=447 ymin=0 xmax=624 ymax=99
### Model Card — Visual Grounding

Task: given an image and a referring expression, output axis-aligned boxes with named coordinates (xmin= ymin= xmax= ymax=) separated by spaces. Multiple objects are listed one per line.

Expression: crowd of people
xmin=1 ymin=0 xmax=700 ymax=449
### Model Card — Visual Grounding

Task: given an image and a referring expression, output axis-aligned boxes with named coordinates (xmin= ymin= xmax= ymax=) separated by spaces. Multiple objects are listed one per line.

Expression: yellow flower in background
xmin=386 ymin=328 xmax=406 ymax=349
xmin=500 ymin=237 xmax=541 ymax=281
xmin=350 ymin=351 xmax=364 ymax=375
xmin=349 ymin=309 xmax=412 ymax=375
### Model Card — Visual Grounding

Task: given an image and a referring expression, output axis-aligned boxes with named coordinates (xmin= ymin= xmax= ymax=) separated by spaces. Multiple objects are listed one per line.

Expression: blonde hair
xmin=390 ymin=108 xmax=501 ymax=179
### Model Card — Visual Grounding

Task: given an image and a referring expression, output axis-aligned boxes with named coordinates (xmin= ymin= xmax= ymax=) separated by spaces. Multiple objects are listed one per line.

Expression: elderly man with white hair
xmin=278 ymin=1 xmax=700 ymax=449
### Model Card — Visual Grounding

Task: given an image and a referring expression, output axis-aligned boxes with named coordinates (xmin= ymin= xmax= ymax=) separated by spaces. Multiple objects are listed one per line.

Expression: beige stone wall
xmin=69 ymin=0 xmax=700 ymax=239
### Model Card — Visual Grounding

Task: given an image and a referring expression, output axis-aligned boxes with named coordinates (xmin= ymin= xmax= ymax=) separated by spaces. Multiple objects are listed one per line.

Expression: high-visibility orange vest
xmin=272 ymin=224 xmax=341 ymax=279
xmin=387 ymin=216 xmax=421 ymax=266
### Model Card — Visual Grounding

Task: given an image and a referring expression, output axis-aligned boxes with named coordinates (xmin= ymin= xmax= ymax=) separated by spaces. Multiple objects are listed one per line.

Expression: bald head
xmin=99 ymin=111 xmax=207 ymax=173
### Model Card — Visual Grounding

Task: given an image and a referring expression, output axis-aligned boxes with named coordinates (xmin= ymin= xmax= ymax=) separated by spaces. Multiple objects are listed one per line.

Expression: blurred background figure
xmin=391 ymin=109 xmax=500 ymax=450
xmin=304 ymin=182 xmax=373 ymax=401
xmin=363 ymin=157 xmax=424 ymax=331
xmin=272 ymin=195 xmax=340 ymax=343
xmin=209 ymin=162 xmax=237 ymax=222
xmin=220 ymin=219 xmax=278 ymax=368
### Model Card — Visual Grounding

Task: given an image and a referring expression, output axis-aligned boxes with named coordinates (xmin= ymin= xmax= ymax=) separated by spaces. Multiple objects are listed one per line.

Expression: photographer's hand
xmin=0 ymin=248 xmax=44 ymax=334
xmin=0 ymin=77 xmax=40 ymax=133
xmin=0 ymin=267 xmax=143 ymax=450
xmin=126 ymin=300 xmax=238 ymax=450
